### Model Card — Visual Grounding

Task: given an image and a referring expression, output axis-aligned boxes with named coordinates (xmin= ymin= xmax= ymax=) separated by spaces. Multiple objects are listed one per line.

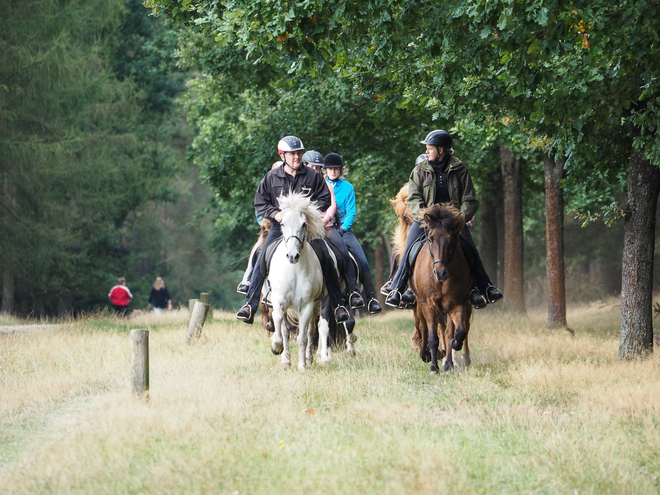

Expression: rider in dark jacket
xmin=236 ymin=136 xmax=351 ymax=325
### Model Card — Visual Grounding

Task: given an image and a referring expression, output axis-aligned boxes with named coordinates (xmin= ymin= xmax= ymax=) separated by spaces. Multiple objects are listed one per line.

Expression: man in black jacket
xmin=236 ymin=135 xmax=351 ymax=324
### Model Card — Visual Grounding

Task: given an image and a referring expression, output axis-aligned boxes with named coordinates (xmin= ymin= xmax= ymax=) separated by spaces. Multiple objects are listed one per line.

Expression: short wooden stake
xmin=200 ymin=292 xmax=213 ymax=322
xmin=186 ymin=300 xmax=210 ymax=343
xmin=130 ymin=329 xmax=149 ymax=398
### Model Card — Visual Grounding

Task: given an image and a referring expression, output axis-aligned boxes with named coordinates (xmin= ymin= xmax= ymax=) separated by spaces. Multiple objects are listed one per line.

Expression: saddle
xmin=260 ymin=237 xmax=283 ymax=275
xmin=405 ymin=230 xmax=477 ymax=277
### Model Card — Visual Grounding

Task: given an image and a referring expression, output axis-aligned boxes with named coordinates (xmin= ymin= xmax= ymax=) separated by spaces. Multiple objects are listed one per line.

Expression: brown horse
xmin=409 ymin=204 xmax=472 ymax=374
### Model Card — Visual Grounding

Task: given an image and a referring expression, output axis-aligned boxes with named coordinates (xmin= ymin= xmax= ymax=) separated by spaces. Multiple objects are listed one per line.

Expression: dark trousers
xmin=325 ymin=227 xmax=361 ymax=294
xmin=112 ymin=304 xmax=129 ymax=317
xmin=244 ymin=222 xmax=346 ymax=311
xmin=342 ymin=230 xmax=377 ymax=299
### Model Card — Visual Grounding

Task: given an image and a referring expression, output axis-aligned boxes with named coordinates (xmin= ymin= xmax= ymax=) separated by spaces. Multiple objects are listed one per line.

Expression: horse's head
xmin=281 ymin=207 xmax=307 ymax=264
xmin=422 ymin=203 xmax=465 ymax=282
xmin=278 ymin=192 xmax=327 ymax=265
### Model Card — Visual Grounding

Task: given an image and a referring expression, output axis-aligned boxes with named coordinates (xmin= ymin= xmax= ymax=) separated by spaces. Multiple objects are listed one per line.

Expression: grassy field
xmin=1 ymin=303 xmax=659 ymax=494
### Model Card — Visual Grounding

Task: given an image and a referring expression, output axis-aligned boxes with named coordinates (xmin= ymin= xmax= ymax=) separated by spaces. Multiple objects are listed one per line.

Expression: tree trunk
xmin=544 ymin=153 xmax=567 ymax=328
xmin=2 ymin=266 xmax=14 ymax=314
xmin=496 ymin=177 xmax=505 ymax=286
xmin=619 ymin=149 xmax=660 ymax=359
xmin=500 ymin=145 xmax=526 ymax=313
xmin=478 ymin=181 xmax=499 ymax=286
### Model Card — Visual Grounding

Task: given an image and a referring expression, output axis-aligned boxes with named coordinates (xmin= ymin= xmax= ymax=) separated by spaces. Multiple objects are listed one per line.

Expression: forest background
xmin=2 ymin=1 xmax=660 ymax=345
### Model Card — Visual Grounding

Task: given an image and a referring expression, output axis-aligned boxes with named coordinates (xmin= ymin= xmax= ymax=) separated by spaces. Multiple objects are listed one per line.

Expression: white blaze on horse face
xmin=282 ymin=210 xmax=307 ymax=264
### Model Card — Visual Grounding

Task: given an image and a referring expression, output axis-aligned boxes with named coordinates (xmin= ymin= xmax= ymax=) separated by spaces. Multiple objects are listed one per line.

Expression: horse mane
xmin=390 ymin=184 xmax=412 ymax=257
xmin=278 ymin=192 xmax=327 ymax=240
xmin=421 ymin=203 xmax=465 ymax=235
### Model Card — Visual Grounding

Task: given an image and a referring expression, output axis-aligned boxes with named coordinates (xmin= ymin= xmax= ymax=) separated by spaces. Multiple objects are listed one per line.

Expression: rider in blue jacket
xmin=324 ymin=153 xmax=382 ymax=314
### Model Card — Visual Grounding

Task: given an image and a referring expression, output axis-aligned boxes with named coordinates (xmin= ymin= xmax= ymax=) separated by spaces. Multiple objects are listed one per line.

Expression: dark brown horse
xmin=409 ymin=203 xmax=472 ymax=374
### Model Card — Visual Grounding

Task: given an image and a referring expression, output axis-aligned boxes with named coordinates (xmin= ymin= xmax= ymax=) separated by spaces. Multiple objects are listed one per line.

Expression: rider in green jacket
xmin=385 ymin=129 xmax=503 ymax=309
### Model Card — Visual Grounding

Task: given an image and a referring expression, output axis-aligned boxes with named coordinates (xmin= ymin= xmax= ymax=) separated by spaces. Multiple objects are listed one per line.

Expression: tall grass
xmin=1 ymin=304 xmax=659 ymax=494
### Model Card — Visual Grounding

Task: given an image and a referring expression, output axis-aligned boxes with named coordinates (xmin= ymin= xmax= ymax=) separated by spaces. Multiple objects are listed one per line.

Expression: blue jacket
xmin=327 ymin=178 xmax=356 ymax=231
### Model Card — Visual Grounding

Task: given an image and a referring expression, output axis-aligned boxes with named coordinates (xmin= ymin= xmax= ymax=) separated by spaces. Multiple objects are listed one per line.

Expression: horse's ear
xmin=423 ymin=212 xmax=431 ymax=225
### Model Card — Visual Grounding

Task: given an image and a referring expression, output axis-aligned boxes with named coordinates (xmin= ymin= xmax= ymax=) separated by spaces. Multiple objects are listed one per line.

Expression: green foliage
xmin=0 ymin=0 xmax=193 ymax=315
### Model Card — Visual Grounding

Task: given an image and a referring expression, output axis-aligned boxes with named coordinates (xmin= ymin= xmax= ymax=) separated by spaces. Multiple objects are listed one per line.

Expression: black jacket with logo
xmin=254 ymin=164 xmax=331 ymax=221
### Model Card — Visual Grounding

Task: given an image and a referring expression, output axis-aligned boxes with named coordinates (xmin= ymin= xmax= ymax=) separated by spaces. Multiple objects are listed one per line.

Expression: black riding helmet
xmin=302 ymin=150 xmax=324 ymax=167
xmin=421 ymin=130 xmax=452 ymax=149
xmin=323 ymin=152 xmax=344 ymax=168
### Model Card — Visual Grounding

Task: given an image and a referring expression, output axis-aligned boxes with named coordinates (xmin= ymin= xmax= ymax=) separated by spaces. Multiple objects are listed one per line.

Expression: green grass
xmin=1 ymin=305 xmax=659 ymax=494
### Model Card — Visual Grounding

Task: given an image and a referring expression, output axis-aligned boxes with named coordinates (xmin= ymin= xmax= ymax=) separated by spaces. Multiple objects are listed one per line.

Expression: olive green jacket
xmin=406 ymin=155 xmax=479 ymax=222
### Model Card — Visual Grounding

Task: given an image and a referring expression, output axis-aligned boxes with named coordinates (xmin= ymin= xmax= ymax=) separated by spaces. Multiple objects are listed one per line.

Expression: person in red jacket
xmin=108 ymin=277 xmax=133 ymax=316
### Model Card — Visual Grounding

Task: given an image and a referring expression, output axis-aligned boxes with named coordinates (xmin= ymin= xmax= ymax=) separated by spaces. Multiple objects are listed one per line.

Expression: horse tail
xmin=390 ymin=184 xmax=412 ymax=257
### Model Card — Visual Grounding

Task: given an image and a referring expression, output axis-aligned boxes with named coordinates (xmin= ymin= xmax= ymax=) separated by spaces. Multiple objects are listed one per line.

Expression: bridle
xmin=426 ymin=228 xmax=456 ymax=282
xmin=284 ymin=223 xmax=307 ymax=249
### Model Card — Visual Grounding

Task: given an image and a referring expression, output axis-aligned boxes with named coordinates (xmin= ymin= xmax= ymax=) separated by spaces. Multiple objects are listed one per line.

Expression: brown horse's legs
xmin=414 ymin=306 xmax=431 ymax=363
xmin=442 ymin=316 xmax=455 ymax=372
xmin=428 ymin=316 xmax=441 ymax=374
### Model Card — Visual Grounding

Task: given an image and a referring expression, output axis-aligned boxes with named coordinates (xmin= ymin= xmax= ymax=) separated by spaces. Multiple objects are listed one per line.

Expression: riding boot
xmin=361 ymin=271 xmax=382 ymax=314
xmin=386 ymin=221 xmax=424 ymax=308
xmin=460 ymin=227 xmax=503 ymax=307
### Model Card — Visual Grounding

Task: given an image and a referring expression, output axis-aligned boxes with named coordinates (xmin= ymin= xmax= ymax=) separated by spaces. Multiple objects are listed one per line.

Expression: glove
xmin=338 ymin=228 xmax=346 ymax=236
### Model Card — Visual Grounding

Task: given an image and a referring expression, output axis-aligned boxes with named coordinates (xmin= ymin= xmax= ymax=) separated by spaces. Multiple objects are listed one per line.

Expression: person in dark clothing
xmin=385 ymin=129 xmax=503 ymax=309
xmin=236 ymin=135 xmax=351 ymax=325
xmin=148 ymin=277 xmax=172 ymax=314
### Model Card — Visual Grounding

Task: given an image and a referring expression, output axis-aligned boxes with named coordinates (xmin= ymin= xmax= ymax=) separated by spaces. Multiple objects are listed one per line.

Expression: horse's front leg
xmin=415 ymin=305 xmax=430 ymax=363
xmin=317 ymin=304 xmax=331 ymax=363
xmin=271 ymin=304 xmax=284 ymax=356
xmin=306 ymin=304 xmax=320 ymax=365
xmin=296 ymin=302 xmax=314 ymax=371
xmin=442 ymin=316 xmax=455 ymax=373
xmin=427 ymin=310 xmax=441 ymax=375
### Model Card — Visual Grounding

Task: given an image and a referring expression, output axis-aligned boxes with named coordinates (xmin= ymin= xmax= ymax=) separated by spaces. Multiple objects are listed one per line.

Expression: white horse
xmin=269 ymin=192 xmax=331 ymax=370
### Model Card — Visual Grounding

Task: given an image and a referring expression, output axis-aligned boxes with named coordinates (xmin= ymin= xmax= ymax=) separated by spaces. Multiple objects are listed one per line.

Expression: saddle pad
xmin=404 ymin=232 xmax=428 ymax=270
xmin=260 ymin=237 xmax=283 ymax=275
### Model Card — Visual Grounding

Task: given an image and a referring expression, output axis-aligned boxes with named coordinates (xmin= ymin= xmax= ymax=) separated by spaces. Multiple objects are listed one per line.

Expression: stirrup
xmin=349 ymin=291 xmax=365 ymax=309
xmin=380 ymin=280 xmax=393 ymax=296
xmin=470 ymin=289 xmax=487 ymax=309
xmin=236 ymin=304 xmax=254 ymax=324
xmin=385 ymin=290 xmax=402 ymax=308
xmin=236 ymin=281 xmax=249 ymax=295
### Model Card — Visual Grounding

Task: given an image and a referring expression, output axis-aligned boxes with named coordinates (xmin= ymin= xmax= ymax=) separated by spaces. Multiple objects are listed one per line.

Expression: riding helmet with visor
xmin=277 ymin=135 xmax=305 ymax=154
xmin=420 ymin=130 xmax=453 ymax=149
xmin=323 ymin=152 xmax=344 ymax=168
xmin=302 ymin=150 xmax=324 ymax=167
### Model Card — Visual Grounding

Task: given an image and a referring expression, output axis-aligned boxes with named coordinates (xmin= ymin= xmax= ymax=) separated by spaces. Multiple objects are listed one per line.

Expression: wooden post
xmin=186 ymin=300 xmax=210 ymax=343
xmin=130 ymin=329 xmax=149 ymax=398
xmin=200 ymin=292 xmax=213 ymax=322
xmin=188 ymin=298 xmax=199 ymax=315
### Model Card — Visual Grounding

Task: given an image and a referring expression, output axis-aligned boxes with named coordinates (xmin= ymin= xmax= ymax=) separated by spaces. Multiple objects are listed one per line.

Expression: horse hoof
xmin=271 ymin=342 xmax=283 ymax=355
xmin=442 ymin=363 xmax=453 ymax=373
xmin=282 ymin=362 xmax=291 ymax=370
xmin=450 ymin=338 xmax=463 ymax=351
xmin=348 ymin=348 xmax=356 ymax=358
xmin=420 ymin=349 xmax=431 ymax=363
xmin=430 ymin=370 xmax=440 ymax=376
xmin=298 ymin=364 xmax=306 ymax=371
